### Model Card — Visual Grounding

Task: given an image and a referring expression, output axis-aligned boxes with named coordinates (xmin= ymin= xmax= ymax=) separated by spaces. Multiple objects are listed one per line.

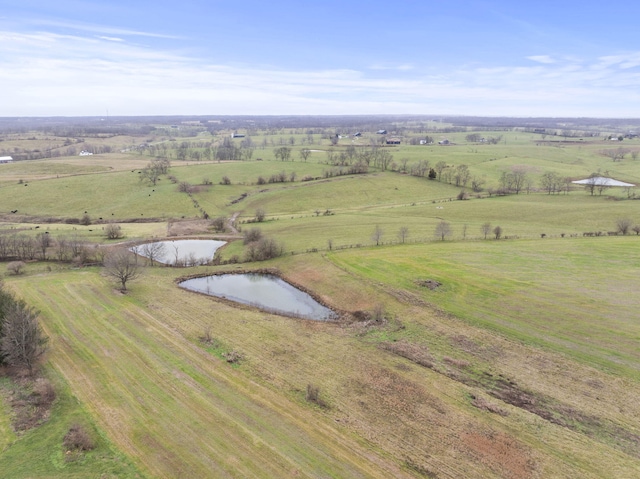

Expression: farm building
xmin=0 ymin=156 xmax=13 ymax=163
xmin=386 ymin=138 xmax=401 ymax=145
xmin=376 ymin=129 xmax=387 ymax=134
xmin=79 ymin=151 xmax=93 ymax=156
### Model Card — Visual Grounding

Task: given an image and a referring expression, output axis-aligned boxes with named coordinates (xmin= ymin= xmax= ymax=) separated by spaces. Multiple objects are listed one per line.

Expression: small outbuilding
xmin=0 ymin=156 xmax=13 ymax=163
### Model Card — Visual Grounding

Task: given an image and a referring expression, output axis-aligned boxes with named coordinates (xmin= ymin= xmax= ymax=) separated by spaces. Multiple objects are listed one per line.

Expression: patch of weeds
xmin=404 ymin=458 xmax=439 ymax=478
xmin=198 ymin=327 xmax=244 ymax=366
xmin=305 ymin=383 xmax=328 ymax=408
xmin=469 ymin=393 xmax=509 ymax=417
xmin=63 ymin=422 xmax=96 ymax=462
xmin=0 ymin=375 xmax=56 ymax=432
xmin=381 ymin=339 xmax=640 ymax=458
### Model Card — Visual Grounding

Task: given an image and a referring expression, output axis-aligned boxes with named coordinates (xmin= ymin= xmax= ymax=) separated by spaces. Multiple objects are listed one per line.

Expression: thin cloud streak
xmin=2 ymin=29 xmax=640 ymax=117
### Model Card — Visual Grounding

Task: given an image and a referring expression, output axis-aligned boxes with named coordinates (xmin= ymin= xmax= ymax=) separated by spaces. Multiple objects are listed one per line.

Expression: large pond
xmin=132 ymin=239 xmax=226 ymax=266
xmin=179 ymin=273 xmax=336 ymax=321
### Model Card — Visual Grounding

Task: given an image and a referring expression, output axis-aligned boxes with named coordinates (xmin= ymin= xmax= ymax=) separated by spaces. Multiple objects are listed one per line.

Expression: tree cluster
xmin=0 ymin=281 xmax=48 ymax=373
xmin=140 ymin=158 xmax=170 ymax=186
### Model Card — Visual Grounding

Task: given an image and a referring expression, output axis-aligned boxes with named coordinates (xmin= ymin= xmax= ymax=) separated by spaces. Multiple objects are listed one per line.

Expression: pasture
xmin=1 ymin=119 xmax=640 ymax=478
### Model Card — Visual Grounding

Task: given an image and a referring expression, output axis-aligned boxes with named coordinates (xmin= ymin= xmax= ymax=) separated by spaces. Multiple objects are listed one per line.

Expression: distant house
xmin=79 ymin=151 xmax=93 ymax=156
xmin=438 ymin=139 xmax=450 ymax=145
xmin=352 ymin=132 xmax=362 ymax=137
xmin=386 ymin=138 xmax=401 ymax=145
xmin=231 ymin=133 xmax=245 ymax=138
xmin=376 ymin=129 xmax=387 ymax=135
xmin=0 ymin=156 xmax=13 ymax=163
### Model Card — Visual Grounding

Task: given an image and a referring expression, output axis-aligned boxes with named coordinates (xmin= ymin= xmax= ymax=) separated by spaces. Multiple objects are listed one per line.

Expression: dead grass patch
xmin=379 ymin=340 xmax=436 ymax=369
xmin=0 ymin=374 xmax=56 ymax=432
xmin=470 ymin=393 xmax=509 ymax=417
xmin=461 ymin=429 xmax=536 ymax=479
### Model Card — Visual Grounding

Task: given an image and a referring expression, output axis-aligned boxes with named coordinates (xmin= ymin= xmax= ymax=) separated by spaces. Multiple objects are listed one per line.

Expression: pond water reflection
xmin=179 ymin=273 xmax=336 ymax=321
xmin=133 ymin=239 xmax=226 ymax=266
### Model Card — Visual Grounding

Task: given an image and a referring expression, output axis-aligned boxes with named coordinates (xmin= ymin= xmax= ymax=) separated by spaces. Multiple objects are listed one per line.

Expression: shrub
xmin=220 ymin=175 xmax=231 ymax=185
xmin=243 ymin=227 xmax=263 ymax=245
xmin=210 ymin=217 xmax=226 ymax=232
xmin=7 ymin=261 xmax=26 ymax=275
xmin=305 ymin=384 xmax=327 ymax=407
xmin=63 ymin=423 xmax=95 ymax=452
xmin=178 ymin=181 xmax=192 ymax=193
xmin=104 ymin=223 xmax=123 ymax=240
xmin=80 ymin=214 xmax=91 ymax=226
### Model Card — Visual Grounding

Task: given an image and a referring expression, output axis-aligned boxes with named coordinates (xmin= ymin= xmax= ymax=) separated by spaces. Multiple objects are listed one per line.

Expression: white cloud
xmin=3 ymin=29 xmax=640 ymax=117
xmin=526 ymin=55 xmax=556 ymax=64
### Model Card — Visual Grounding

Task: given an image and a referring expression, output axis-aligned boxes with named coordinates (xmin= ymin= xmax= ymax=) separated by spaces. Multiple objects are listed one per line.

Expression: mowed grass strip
xmin=11 ymin=270 xmax=414 ymax=479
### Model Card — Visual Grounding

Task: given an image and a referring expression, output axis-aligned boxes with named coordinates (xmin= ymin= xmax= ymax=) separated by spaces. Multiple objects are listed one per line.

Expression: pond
xmin=179 ymin=273 xmax=337 ymax=321
xmin=132 ymin=239 xmax=226 ymax=266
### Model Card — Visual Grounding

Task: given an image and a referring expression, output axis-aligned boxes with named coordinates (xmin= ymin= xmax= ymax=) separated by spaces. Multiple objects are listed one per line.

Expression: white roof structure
xmin=572 ymin=177 xmax=635 ymax=187
xmin=0 ymin=156 xmax=13 ymax=162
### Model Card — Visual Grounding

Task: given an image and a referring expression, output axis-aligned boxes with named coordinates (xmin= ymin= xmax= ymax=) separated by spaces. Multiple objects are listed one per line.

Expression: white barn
xmin=0 ymin=156 xmax=13 ymax=163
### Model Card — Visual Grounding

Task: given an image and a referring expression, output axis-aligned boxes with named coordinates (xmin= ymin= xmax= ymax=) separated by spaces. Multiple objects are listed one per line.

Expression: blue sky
xmin=2 ymin=0 xmax=640 ymax=117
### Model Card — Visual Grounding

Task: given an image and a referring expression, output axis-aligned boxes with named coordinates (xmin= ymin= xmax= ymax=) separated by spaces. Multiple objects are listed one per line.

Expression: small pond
xmin=133 ymin=239 xmax=226 ymax=266
xmin=179 ymin=273 xmax=337 ymax=321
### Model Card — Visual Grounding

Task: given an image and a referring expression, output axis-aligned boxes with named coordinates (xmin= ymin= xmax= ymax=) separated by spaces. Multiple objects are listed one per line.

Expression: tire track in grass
xmin=15 ymin=271 xmax=415 ymax=479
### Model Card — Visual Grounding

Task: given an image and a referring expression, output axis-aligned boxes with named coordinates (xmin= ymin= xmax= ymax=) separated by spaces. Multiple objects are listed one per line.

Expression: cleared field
xmin=4 ymin=255 xmax=640 ymax=478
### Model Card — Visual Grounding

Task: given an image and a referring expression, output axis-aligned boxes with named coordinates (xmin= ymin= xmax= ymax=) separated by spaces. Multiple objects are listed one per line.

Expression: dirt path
xmin=227 ymin=211 xmax=240 ymax=234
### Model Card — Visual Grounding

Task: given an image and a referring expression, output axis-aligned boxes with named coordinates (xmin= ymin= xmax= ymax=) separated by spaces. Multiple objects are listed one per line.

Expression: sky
xmin=2 ymin=0 xmax=640 ymax=117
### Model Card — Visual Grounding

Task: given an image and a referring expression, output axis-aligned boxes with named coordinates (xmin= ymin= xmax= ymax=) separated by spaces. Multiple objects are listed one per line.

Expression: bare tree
xmin=398 ymin=226 xmax=409 ymax=244
xmin=434 ymin=161 xmax=447 ymax=180
xmin=104 ymin=223 xmax=123 ymax=240
xmin=540 ymin=171 xmax=562 ymax=194
xmin=435 ymin=221 xmax=452 ymax=241
xmin=274 ymin=146 xmax=292 ymax=161
xmin=371 ymin=225 xmax=384 ymax=246
xmin=104 ymin=249 xmax=142 ymax=292
xmin=141 ymin=242 xmax=166 ymax=266
xmin=35 ymin=233 xmax=50 ymax=260
xmin=616 ymin=218 xmax=633 ymax=235
xmin=210 ymin=217 xmax=226 ymax=232
xmin=0 ymin=300 xmax=48 ymax=373
xmin=300 ymin=148 xmax=311 ymax=162
xmin=481 ymin=222 xmax=491 ymax=239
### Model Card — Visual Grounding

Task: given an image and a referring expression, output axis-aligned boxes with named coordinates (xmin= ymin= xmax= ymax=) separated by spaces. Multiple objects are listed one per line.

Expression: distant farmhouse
xmin=386 ymin=138 xmax=401 ymax=145
xmin=376 ymin=129 xmax=387 ymax=135
xmin=231 ymin=132 xmax=245 ymax=138
xmin=0 ymin=156 xmax=13 ymax=163
xmin=79 ymin=151 xmax=93 ymax=156
xmin=438 ymin=139 xmax=450 ymax=145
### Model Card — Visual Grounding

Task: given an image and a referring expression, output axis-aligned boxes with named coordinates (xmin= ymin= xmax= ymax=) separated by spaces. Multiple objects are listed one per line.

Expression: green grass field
xmin=2 ymin=124 xmax=640 ymax=478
